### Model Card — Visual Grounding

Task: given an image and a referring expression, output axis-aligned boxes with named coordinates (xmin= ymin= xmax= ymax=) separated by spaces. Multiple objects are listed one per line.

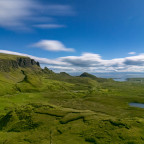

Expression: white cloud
xmin=0 ymin=50 xmax=66 ymax=66
xmin=1 ymin=50 xmax=144 ymax=73
xmin=128 ymin=52 xmax=136 ymax=55
xmin=124 ymin=54 xmax=144 ymax=66
xmin=0 ymin=0 xmax=74 ymax=30
xmin=59 ymin=53 xmax=124 ymax=68
xmin=0 ymin=0 xmax=32 ymax=30
xmin=33 ymin=24 xmax=66 ymax=29
xmin=31 ymin=40 xmax=75 ymax=52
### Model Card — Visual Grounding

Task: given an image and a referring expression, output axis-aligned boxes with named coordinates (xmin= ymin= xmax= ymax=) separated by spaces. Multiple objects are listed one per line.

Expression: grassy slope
xmin=0 ymin=54 xmax=144 ymax=143
xmin=0 ymin=53 xmax=27 ymax=60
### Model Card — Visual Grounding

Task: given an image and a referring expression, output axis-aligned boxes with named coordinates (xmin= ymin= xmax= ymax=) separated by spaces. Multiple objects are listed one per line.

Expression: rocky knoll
xmin=0 ymin=54 xmax=40 ymax=72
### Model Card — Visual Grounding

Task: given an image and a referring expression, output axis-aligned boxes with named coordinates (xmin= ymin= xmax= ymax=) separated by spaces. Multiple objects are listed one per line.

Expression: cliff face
xmin=17 ymin=57 xmax=40 ymax=67
xmin=0 ymin=54 xmax=40 ymax=72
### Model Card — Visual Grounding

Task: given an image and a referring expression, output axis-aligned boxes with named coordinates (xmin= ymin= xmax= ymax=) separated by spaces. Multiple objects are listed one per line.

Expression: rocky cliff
xmin=0 ymin=54 xmax=40 ymax=72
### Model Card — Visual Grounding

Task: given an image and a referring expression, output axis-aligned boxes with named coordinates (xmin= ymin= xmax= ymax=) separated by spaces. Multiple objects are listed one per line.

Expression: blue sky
xmin=1 ymin=0 xmax=144 ymax=73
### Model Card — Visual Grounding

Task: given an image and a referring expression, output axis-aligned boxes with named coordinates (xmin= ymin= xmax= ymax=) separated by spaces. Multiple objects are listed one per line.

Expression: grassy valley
xmin=0 ymin=54 xmax=144 ymax=143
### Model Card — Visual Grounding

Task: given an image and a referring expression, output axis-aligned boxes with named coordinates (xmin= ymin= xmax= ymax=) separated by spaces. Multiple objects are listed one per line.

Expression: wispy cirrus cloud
xmin=1 ymin=50 xmax=144 ymax=73
xmin=33 ymin=24 xmax=66 ymax=29
xmin=31 ymin=40 xmax=75 ymax=52
xmin=0 ymin=0 xmax=74 ymax=31
xmin=0 ymin=0 xmax=33 ymax=30
xmin=128 ymin=52 xmax=136 ymax=55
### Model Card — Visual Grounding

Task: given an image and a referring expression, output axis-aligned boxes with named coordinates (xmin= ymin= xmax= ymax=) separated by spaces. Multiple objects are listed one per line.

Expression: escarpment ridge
xmin=0 ymin=53 xmax=40 ymax=71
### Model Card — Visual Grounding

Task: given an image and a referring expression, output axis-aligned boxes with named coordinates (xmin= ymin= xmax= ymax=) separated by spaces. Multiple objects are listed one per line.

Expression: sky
xmin=1 ymin=0 xmax=144 ymax=73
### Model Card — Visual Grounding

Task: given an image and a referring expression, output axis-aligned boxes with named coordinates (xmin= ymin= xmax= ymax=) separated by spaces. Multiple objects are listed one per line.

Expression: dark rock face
xmin=0 ymin=57 xmax=40 ymax=72
xmin=17 ymin=58 xmax=39 ymax=68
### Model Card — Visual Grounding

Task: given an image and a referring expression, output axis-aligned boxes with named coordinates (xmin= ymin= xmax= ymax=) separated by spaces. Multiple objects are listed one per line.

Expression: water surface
xmin=129 ymin=103 xmax=144 ymax=108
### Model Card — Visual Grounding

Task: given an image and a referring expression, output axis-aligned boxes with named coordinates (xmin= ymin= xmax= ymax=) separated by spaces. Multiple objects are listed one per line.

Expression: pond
xmin=129 ymin=103 xmax=144 ymax=108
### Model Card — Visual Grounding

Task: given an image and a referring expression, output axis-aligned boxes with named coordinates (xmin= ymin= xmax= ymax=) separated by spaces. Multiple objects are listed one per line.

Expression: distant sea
xmin=70 ymin=72 xmax=144 ymax=82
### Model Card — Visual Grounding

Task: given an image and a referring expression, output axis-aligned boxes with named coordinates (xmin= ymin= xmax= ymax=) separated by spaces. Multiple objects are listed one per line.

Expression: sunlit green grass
xmin=1 ymin=54 xmax=144 ymax=143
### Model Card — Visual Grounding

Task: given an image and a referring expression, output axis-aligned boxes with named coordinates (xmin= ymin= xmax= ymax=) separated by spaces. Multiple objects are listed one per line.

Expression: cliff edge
xmin=0 ymin=53 xmax=40 ymax=72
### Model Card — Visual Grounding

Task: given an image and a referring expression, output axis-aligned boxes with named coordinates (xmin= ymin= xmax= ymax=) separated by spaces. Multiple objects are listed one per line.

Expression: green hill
xmin=80 ymin=72 xmax=98 ymax=79
xmin=80 ymin=72 xmax=111 ymax=82
xmin=0 ymin=53 xmax=144 ymax=143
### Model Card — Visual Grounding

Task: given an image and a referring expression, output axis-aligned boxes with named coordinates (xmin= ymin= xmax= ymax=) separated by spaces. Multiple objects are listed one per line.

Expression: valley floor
xmin=0 ymin=66 xmax=144 ymax=143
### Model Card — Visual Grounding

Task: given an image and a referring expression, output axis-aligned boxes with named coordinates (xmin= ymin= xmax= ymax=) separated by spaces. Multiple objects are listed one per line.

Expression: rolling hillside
xmin=0 ymin=53 xmax=144 ymax=144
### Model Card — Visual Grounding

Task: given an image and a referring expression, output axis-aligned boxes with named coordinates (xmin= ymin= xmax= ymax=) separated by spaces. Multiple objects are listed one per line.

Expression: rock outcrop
xmin=42 ymin=67 xmax=54 ymax=74
xmin=0 ymin=54 xmax=40 ymax=72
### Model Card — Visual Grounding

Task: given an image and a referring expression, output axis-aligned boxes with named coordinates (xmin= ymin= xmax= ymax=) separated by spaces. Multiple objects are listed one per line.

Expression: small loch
xmin=129 ymin=103 xmax=144 ymax=108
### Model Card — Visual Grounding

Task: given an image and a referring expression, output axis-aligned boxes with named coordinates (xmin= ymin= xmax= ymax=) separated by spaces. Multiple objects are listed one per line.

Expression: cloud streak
xmin=33 ymin=24 xmax=66 ymax=29
xmin=1 ymin=50 xmax=144 ymax=73
xmin=0 ymin=0 xmax=74 ymax=30
xmin=128 ymin=52 xmax=136 ymax=55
